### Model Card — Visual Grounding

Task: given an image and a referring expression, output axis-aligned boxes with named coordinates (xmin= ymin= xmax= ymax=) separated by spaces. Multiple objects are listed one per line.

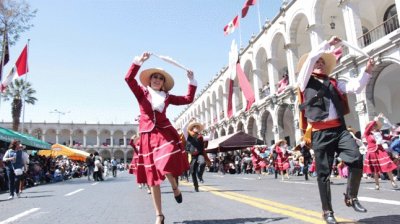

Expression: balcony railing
xmin=358 ymin=14 xmax=399 ymax=48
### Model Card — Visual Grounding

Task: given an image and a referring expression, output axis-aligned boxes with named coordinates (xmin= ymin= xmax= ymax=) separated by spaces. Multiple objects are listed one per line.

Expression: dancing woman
xmin=125 ymin=52 xmax=196 ymax=224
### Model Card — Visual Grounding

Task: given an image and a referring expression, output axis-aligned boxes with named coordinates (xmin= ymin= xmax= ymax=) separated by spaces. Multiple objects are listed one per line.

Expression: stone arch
xmin=220 ymin=128 xmax=226 ymax=137
xmin=113 ymin=149 xmax=124 ymax=162
xmin=228 ymin=125 xmax=234 ymax=134
xmin=236 ymin=121 xmax=244 ymax=132
xmin=72 ymin=129 xmax=84 ymax=146
xmin=288 ymin=12 xmax=311 ymax=69
xmin=100 ymin=149 xmax=111 ymax=160
xmin=45 ymin=128 xmax=57 ymax=145
xmin=260 ymin=109 xmax=274 ymax=145
xmin=59 ymin=129 xmax=71 ymax=145
xmin=277 ymin=104 xmax=295 ymax=146
xmin=270 ymin=32 xmax=288 ymax=92
xmin=126 ymin=149 xmax=134 ymax=163
xmin=255 ymin=47 xmax=269 ymax=99
xmin=99 ymin=129 xmax=111 ymax=146
xmin=86 ymin=129 xmax=98 ymax=146
xmin=246 ymin=116 xmax=258 ymax=138
xmin=114 ymin=130 xmax=124 ymax=146
xmin=365 ymin=59 xmax=400 ymax=123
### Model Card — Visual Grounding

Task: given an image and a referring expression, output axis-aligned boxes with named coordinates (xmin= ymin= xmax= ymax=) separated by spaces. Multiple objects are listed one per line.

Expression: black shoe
xmin=322 ymin=211 xmax=337 ymax=224
xmin=344 ymin=194 xmax=367 ymax=213
xmin=173 ymin=188 xmax=182 ymax=203
xmin=194 ymin=186 xmax=199 ymax=192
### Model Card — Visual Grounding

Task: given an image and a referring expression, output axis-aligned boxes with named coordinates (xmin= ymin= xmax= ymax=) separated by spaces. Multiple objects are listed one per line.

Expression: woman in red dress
xmin=363 ymin=114 xmax=398 ymax=190
xmin=125 ymin=52 xmax=196 ymax=224
xmin=128 ymin=134 xmax=151 ymax=194
xmin=275 ymin=139 xmax=290 ymax=181
xmin=250 ymin=146 xmax=266 ymax=180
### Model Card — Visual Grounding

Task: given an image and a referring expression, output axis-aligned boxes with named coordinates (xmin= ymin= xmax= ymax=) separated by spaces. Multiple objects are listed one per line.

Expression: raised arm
xmin=125 ymin=52 xmax=151 ymax=99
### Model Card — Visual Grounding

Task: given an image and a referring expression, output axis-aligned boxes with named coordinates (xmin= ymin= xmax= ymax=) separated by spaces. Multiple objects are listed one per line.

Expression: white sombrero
xmin=187 ymin=122 xmax=204 ymax=132
xmin=296 ymin=52 xmax=337 ymax=75
xmin=139 ymin=68 xmax=174 ymax=91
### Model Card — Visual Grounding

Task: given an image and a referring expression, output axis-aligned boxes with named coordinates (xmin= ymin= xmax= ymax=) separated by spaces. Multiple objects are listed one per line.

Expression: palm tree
xmin=1 ymin=78 xmax=37 ymax=131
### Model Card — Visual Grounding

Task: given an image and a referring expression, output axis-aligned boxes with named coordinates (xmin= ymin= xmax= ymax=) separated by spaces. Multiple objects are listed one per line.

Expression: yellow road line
xmin=181 ymin=182 xmax=354 ymax=224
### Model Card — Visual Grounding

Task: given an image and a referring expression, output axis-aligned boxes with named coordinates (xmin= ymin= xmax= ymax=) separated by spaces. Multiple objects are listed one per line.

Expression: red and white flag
xmin=241 ymin=0 xmax=257 ymax=18
xmin=224 ymin=15 xmax=239 ymax=36
xmin=1 ymin=44 xmax=29 ymax=92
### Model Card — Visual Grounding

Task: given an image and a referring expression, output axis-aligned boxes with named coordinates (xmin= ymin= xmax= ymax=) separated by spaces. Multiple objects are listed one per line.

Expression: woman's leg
xmin=374 ymin=173 xmax=380 ymax=190
xmin=387 ymin=171 xmax=398 ymax=188
xmin=166 ymin=173 xmax=181 ymax=194
xmin=150 ymin=185 xmax=163 ymax=224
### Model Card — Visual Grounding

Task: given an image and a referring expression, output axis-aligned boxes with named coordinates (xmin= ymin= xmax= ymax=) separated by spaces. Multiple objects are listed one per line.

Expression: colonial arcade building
xmin=174 ymin=0 xmax=400 ymax=147
xmin=0 ymin=121 xmax=138 ymax=163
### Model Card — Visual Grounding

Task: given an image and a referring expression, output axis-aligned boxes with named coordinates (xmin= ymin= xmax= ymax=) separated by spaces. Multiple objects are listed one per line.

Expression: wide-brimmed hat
xmin=296 ymin=52 xmax=337 ymax=75
xmin=276 ymin=139 xmax=287 ymax=146
xmin=187 ymin=122 xmax=204 ymax=132
xmin=139 ymin=68 xmax=174 ymax=91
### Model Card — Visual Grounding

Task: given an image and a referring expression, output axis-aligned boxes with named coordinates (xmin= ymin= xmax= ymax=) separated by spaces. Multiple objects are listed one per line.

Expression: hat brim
xmin=276 ymin=139 xmax=287 ymax=146
xmin=187 ymin=122 xmax=204 ymax=132
xmin=139 ymin=68 xmax=174 ymax=91
xmin=296 ymin=52 xmax=337 ymax=75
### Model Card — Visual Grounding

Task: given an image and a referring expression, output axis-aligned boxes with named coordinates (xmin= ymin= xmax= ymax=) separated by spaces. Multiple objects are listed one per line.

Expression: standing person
xmin=296 ymin=36 xmax=375 ymax=223
xmin=274 ymin=140 xmax=290 ymax=181
xmin=363 ymin=114 xmax=398 ymax=190
xmin=111 ymin=157 xmax=118 ymax=177
xmin=186 ymin=121 xmax=204 ymax=192
xmin=128 ymin=135 xmax=151 ymax=194
xmin=295 ymin=138 xmax=312 ymax=181
xmin=18 ymin=145 xmax=29 ymax=195
xmin=85 ymin=153 xmax=95 ymax=181
xmin=93 ymin=152 xmax=104 ymax=181
xmin=2 ymin=140 xmax=26 ymax=199
xmin=125 ymin=52 xmax=196 ymax=224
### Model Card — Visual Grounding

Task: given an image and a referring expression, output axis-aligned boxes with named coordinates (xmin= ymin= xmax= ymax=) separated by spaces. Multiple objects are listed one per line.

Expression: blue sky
xmin=0 ymin=0 xmax=282 ymax=124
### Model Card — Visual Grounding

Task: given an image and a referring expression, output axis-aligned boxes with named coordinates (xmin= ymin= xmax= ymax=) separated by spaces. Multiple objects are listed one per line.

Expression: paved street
xmin=0 ymin=171 xmax=399 ymax=224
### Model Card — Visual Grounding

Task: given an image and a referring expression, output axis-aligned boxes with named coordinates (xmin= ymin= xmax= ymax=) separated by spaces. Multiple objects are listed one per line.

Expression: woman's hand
xmin=187 ymin=70 xmax=194 ymax=80
xmin=139 ymin=52 xmax=151 ymax=64
xmin=328 ymin=36 xmax=341 ymax=46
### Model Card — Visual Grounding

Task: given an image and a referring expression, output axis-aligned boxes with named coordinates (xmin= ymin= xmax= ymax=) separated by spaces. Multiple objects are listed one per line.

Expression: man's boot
xmin=344 ymin=168 xmax=367 ymax=213
xmin=318 ymin=179 xmax=337 ymax=224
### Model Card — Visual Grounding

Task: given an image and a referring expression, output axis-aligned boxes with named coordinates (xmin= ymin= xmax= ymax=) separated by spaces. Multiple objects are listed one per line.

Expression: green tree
xmin=2 ymin=79 xmax=37 ymax=131
xmin=0 ymin=0 xmax=37 ymax=45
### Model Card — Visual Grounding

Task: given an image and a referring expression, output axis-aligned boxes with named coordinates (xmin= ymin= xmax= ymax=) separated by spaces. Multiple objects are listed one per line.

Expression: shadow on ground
xmin=356 ymin=215 xmax=400 ymax=224
xmin=174 ymin=217 xmax=287 ymax=224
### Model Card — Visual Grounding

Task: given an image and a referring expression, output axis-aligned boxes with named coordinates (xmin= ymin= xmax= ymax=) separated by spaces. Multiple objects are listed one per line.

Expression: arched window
xmin=362 ymin=26 xmax=371 ymax=47
xmin=384 ymin=4 xmax=399 ymax=34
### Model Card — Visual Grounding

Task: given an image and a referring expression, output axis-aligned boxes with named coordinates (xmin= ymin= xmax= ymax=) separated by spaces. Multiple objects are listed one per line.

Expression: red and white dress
xmin=125 ymin=62 xmax=196 ymax=186
xmin=363 ymin=120 xmax=397 ymax=174
xmin=274 ymin=145 xmax=290 ymax=171
xmin=250 ymin=146 xmax=266 ymax=171
xmin=128 ymin=138 xmax=139 ymax=176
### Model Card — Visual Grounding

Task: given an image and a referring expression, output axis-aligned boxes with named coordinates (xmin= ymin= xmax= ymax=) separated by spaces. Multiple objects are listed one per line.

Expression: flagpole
xmin=256 ymin=0 xmax=262 ymax=32
xmin=21 ymin=39 xmax=30 ymax=133
xmin=238 ymin=13 xmax=242 ymax=48
xmin=0 ymin=28 xmax=7 ymax=110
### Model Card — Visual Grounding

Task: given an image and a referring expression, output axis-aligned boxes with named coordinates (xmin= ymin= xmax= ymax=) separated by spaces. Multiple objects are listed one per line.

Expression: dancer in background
xmin=363 ymin=113 xmax=398 ymax=190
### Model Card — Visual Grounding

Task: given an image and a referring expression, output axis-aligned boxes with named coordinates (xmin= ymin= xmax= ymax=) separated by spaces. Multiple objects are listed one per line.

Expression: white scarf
xmin=148 ymin=87 xmax=166 ymax=113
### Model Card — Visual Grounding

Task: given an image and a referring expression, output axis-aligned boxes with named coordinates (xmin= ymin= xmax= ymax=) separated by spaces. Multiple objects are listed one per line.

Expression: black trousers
xmin=190 ymin=158 xmax=199 ymax=188
xmin=312 ymin=125 xmax=363 ymax=211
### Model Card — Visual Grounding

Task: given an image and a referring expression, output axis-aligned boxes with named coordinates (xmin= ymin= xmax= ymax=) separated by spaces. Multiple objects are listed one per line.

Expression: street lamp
xmin=50 ymin=109 xmax=71 ymax=123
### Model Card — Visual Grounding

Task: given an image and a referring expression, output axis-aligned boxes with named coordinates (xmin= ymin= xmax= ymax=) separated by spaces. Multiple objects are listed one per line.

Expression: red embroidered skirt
xmin=363 ymin=148 xmax=397 ymax=174
xmin=135 ymin=126 xmax=190 ymax=186
xmin=275 ymin=155 xmax=290 ymax=171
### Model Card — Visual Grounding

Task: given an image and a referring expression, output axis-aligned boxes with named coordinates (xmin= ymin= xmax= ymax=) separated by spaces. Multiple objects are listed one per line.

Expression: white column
xmin=123 ymin=134 xmax=127 ymax=147
xmin=252 ymin=69 xmax=262 ymax=102
xmin=339 ymin=1 xmax=363 ymax=48
xmin=396 ymin=0 xmax=400 ymax=23
xmin=284 ymin=43 xmax=296 ymax=84
xmin=56 ymin=130 xmax=59 ymax=144
xmin=266 ymin=58 xmax=277 ymax=94
xmin=83 ymin=131 xmax=87 ymax=147
xmin=69 ymin=131 xmax=73 ymax=146
xmin=96 ymin=134 xmax=100 ymax=146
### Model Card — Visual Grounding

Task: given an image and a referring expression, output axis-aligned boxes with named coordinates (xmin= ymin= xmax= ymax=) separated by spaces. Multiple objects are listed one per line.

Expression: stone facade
xmin=174 ymin=0 xmax=400 ymax=147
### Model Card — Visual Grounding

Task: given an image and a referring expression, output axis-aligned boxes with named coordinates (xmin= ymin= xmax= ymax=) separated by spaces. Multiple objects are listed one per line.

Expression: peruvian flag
xmin=224 ymin=15 xmax=239 ymax=36
xmin=241 ymin=0 xmax=257 ymax=18
xmin=236 ymin=61 xmax=255 ymax=110
xmin=0 ymin=44 xmax=29 ymax=92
